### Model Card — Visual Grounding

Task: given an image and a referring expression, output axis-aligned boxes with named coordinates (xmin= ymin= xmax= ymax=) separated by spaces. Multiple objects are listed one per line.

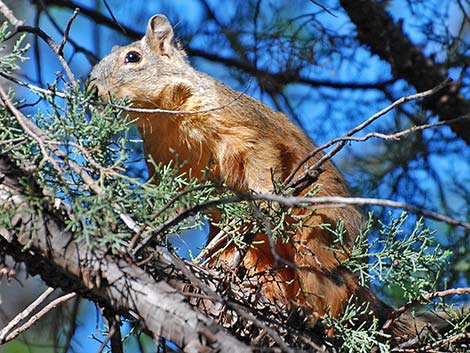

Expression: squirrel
xmin=90 ymin=14 xmax=439 ymax=339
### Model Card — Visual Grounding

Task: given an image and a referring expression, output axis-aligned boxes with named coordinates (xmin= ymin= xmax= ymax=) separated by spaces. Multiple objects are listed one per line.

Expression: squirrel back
xmin=90 ymin=14 xmax=432 ymax=340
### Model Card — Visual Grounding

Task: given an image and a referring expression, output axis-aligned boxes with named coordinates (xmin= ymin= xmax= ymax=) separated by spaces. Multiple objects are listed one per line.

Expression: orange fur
xmin=90 ymin=14 xmax=425 ymax=337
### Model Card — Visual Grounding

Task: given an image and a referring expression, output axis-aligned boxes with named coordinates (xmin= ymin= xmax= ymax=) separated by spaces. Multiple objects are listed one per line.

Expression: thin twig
xmin=58 ymin=8 xmax=80 ymax=56
xmin=147 ymin=195 xmax=242 ymax=244
xmin=96 ymin=326 xmax=116 ymax=353
xmin=393 ymin=331 xmax=469 ymax=352
xmin=193 ymin=227 xmax=229 ymax=264
xmin=129 ymin=184 xmax=219 ymax=251
xmin=0 ymin=137 xmax=26 ymax=146
xmin=315 ymin=114 xmax=470 ymax=144
xmin=285 ymin=79 xmax=452 ymax=188
xmin=383 ymin=287 xmax=470 ymax=331
xmin=154 ymin=192 xmax=470 ymax=242
xmin=102 ymin=0 xmax=126 ymax=34
xmin=15 ymin=25 xmax=77 ymax=87
xmin=106 ymin=78 xmax=253 ymax=116
xmin=0 ymin=72 xmax=67 ymax=98
xmin=2 ymin=292 xmax=77 ymax=344
xmin=247 ymin=194 xmax=470 ymax=230
xmin=309 ymin=0 xmax=337 ymax=17
xmin=426 ymin=331 xmax=469 ymax=350
xmin=0 ymin=287 xmax=55 ymax=343
xmin=0 ymin=0 xmax=24 ymax=27
xmin=37 ymin=0 xmax=98 ymax=64
xmin=101 ymin=310 xmax=124 ymax=353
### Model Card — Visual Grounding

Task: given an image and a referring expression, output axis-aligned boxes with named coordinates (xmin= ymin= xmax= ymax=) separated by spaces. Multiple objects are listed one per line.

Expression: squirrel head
xmin=89 ymin=14 xmax=194 ymax=110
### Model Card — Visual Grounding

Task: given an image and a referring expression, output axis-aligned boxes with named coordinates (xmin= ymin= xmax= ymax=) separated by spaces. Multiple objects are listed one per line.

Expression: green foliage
xmin=1 ymin=88 xmax=219 ymax=251
xmin=342 ymin=212 xmax=450 ymax=302
xmin=0 ymin=18 xmax=467 ymax=353
xmin=0 ymin=22 xmax=29 ymax=74
xmin=324 ymin=212 xmax=457 ymax=352
xmin=214 ymin=190 xmax=307 ymax=250
xmin=1 ymin=80 xmax=302 ymax=256
xmin=325 ymin=298 xmax=390 ymax=353
xmin=0 ymin=32 xmax=216 ymax=251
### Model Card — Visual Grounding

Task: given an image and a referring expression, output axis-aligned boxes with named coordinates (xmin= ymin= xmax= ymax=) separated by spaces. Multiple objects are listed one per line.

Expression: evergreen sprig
xmin=325 ymin=298 xmax=390 ymax=353
xmin=0 ymin=22 xmax=29 ymax=74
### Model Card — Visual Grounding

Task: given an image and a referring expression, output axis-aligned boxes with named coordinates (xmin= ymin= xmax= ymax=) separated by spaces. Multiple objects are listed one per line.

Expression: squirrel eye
xmin=125 ymin=51 xmax=142 ymax=64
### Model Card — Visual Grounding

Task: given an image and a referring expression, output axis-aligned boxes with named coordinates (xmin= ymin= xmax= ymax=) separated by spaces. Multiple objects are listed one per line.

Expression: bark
xmin=0 ymin=155 xmax=252 ymax=353
xmin=339 ymin=0 xmax=470 ymax=144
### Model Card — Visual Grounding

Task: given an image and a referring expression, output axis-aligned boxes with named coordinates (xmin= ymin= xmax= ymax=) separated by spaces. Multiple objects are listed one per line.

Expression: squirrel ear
xmin=145 ymin=14 xmax=175 ymax=56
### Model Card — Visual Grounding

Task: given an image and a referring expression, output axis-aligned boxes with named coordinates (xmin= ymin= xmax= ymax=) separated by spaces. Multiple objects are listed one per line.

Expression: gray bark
xmin=0 ymin=155 xmax=252 ymax=353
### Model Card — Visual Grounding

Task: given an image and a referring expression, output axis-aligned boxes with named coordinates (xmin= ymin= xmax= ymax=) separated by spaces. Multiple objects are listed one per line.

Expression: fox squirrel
xmin=90 ymin=14 xmax=431 ymax=338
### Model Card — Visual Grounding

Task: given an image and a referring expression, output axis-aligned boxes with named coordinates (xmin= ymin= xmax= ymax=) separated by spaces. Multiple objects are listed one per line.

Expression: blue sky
xmin=3 ymin=1 xmax=469 ymax=352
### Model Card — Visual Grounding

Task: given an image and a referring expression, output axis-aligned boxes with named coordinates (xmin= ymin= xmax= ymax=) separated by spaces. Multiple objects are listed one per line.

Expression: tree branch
xmin=0 ymin=156 xmax=252 ymax=353
xmin=33 ymin=0 xmax=395 ymax=91
xmin=285 ymin=80 xmax=451 ymax=191
xmin=0 ymin=287 xmax=55 ymax=343
xmin=0 ymin=0 xmax=24 ymax=27
xmin=339 ymin=0 xmax=470 ymax=143
xmin=156 ymin=192 xmax=470 ymax=237
xmin=383 ymin=287 xmax=470 ymax=331
xmin=1 ymin=292 xmax=78 ymax=344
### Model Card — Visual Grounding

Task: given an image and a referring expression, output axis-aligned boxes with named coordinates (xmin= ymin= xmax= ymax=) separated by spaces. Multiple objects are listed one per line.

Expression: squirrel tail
xmin=354 ymin=287 xmax=451 ymax=344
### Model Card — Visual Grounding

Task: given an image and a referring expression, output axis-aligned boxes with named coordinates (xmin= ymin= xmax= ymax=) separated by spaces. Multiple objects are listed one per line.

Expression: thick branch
xmin=339 ymin=0 xmax=470 ymax=143
xmin=0 ymin=156 xmax=251 ymax=353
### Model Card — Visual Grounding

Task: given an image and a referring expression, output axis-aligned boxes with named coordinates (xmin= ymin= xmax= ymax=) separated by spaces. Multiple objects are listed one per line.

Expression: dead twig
xmin=316 ymin=114 xmax=470 ymax=144
xmin=0 ymin=287 xmax=55 ymax=343
xmin=106 ymin=79 xmax=253 ymax=116
xmin=0 ymin=0 xmax=23 ymax=27
xmin=36 ymin=0 xmax=98 ymax=64
xmin=100 ymin=310 xmax=124 ymax=353
xmin=393 ymin=331 xmax=469 ymax=352
xmin=285 ymin=79 xmax=452 ymax=189
xmin=152 ymin=192 xmax=470 ymax=242
xmin=0 ymin=72 xmax=67 ymax=98
xmin=96 ymin=326 xmax=117 ymax=353
xmin=15 ymin=25 xmax=76 ymax=87
xmin=383 ymin=287 xmax=470 ymax=331
xmin=58 ymin=8 xmax=80 ymax=56
xmin=2 ymin=292 xmax=77 ymax=344
xmin=248 ymin=194 xmax=470 ymax=230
